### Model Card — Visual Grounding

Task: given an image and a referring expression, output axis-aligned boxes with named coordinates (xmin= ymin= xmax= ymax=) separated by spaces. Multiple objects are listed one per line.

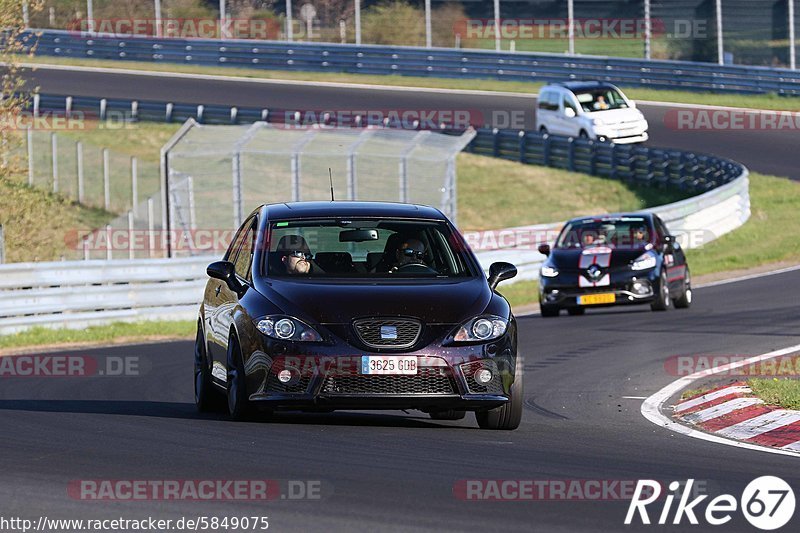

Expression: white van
xmin=535 ymin=82 xmax=648 ymax=144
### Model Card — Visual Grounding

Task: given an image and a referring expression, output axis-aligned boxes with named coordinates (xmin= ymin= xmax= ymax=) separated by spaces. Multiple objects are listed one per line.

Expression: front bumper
xmin=240 ymin=334 xmax=517 ymax=412
xmin=594 ymin=125 xmax=649 ymax=144
xmin=540 ymin=270 xmax=659 ymax=308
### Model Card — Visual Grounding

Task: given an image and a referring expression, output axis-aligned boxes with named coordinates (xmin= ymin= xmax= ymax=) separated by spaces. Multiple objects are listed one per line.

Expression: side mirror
xmin=564 ymin=107 xmax=576 ymax=118
xmin=663 ymin=234 xmax=674 ymax=245
xmin=488 ymin=262 xmax=517 ymax=290
xmin=207 ymin=260 xmax=246 ymax=297
xmin=629 ymin=100 xmax=637 ymax=109
xmin=538 ymin=244 xmax=551 ymax=256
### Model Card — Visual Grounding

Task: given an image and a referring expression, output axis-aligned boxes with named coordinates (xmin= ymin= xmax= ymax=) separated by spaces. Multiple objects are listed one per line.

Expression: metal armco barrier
xmin=21 ymin=29 xmax=800 ymax=95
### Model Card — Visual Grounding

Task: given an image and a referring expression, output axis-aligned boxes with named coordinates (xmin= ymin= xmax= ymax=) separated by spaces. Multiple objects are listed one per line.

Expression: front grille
xmin=322 ymin=367 xmax=455 ymax=395
xmin=265 ymin=370 xmax=311 ymax=394
xmin=352 ymin=318 xmax=422 ymax=349
xmin=461 ymin=360 xmax=504 ymax=394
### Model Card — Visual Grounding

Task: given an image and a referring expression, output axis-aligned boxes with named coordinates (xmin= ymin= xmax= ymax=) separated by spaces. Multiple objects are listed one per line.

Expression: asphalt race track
xmin=22 ymin=65 xmax=800 ymax=179
xmin=5 ymin=64 xmax=800 ymax=531
xmin=2 ymin=270 xmax=800 ymax=532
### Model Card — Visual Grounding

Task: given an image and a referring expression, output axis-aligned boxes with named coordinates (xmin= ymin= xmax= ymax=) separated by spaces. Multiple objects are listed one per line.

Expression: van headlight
xmin=631 ymin=251 xmax=657 ymax=271
xmin=453 ymin=315 xmax=508 ymax=343
xmin=541 ymin=265 xmax=559 ymax=278
xmin=256 ymin=316 xmax=322 ymax=342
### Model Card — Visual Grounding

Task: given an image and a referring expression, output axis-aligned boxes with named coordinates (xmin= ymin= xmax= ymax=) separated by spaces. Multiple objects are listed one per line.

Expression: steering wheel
xmin=393 ymin=262 xmax=437 ymax=274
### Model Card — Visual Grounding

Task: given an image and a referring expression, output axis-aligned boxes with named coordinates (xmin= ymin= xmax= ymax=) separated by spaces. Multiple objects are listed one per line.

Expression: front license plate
xmin=578 ymin=293 xmax=616 ymax=305
xmin=361 ymin=356 xmax=418 ymax=375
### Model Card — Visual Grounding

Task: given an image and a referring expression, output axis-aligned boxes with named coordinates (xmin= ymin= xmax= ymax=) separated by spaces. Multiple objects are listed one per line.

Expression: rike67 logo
xmin=625 ymin=477 xmax=795 ymax=530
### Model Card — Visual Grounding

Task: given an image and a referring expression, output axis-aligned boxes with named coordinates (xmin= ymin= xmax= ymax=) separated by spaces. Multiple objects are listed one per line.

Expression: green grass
xmin=0 ymin=321 xmax=195 ymax=351
xmin=686 ymin=173 xmax=800 ymax=275
xmin=20 ymin=55 xmax=800 ymax=112
xmin=457 ymin=152 xmax=690 ymax=231
xmin=748 ymin=378 xmax=800 ymax=410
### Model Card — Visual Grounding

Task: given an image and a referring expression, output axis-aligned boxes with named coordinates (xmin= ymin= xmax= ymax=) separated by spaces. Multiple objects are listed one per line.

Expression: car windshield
xmin=264 ymin=218 xmax=473 ymax=279
xmin=574 ymin=87 xmax=629 ymax=112
xmin=555 ymin=217 xmax=651 ymax=249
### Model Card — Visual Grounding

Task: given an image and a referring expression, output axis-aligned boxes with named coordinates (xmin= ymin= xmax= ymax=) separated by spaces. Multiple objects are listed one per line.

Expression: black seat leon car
xmin=196 ymin=201 xmax=522 ymax=430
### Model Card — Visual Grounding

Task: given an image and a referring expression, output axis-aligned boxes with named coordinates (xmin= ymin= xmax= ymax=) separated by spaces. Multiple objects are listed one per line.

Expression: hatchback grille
xmin=322 ymin=367 xmax=455 ymax=395
xmin=352 ymin=318 xmax=422 ymax=349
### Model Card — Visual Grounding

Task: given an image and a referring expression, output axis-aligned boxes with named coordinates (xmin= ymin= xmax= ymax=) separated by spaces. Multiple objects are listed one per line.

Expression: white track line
xmin=717 ymin=410 xmax=800 ymax=440
xmin=674 ymin=385 xmax=752 ymax=413
xmin=696 ymin=264 xmax=800 ymax=289
xmin=683 ymin=397 xmax=764 ymax=424
xmin=641 ymin=343 xmax=800 ymax=458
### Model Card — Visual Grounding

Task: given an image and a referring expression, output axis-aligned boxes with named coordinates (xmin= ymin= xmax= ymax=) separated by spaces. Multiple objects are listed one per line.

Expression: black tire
xmin=475 ymin=356 xmax=523 ymax=430
xmin=539 ymin=126 xmax=548 ymax=135
xmin=540 ymin=304 xmax=560 ymax=317
xmin=429 ymin=410 xmax=467 ymax=421
xmin=650 ymin=271 xmax=672 ymax=312
xmin=226 ymin=333 xmax=253 ymax=420
xmin=567 ymin=307 xmax=585 ymax=316
xmin=194 ymin=323 xmax=220 ymax=412
xmin=579 ymin=130 xmax=589 ymax=139
xmin=674 ymin=267 xmax=692 ymax=309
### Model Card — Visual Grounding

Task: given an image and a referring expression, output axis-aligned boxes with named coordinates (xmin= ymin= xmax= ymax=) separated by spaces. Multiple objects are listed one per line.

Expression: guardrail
xmin=21 ymin=29 xmax=800 ymax=95
xmin=4 ymin=92 xmax=748 ymax=333
xmin=0 ymin=256 xmax=213 ymax=335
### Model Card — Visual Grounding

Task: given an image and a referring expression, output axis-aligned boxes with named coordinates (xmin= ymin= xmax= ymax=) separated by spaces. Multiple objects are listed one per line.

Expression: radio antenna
xmin=329 ymin=168 xmax=335 ymax=201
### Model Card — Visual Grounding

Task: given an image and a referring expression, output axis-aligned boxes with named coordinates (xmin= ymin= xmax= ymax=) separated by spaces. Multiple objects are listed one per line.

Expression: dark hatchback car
xmin=537 ymin=213 xmax=692 ymax=316
xmin=195 ymin=202 xmax=522 ymax=429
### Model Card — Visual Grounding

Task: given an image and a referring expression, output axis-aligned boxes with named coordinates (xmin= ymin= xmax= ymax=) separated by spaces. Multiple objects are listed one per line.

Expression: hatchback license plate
xmin=578 ymin=293 xmax=616 ymax=305
xmin=361 ymin=356 xmax=418 ymax=375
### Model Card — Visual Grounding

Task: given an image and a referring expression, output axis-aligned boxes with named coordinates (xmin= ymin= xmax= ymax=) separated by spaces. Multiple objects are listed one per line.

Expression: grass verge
xmin=748 ymin=378 xmax=800 ymax=410
xmin=0 ymin=321 xmax=195 ymax=352
xmin=20 ymin=55 xmax=800 ymax=111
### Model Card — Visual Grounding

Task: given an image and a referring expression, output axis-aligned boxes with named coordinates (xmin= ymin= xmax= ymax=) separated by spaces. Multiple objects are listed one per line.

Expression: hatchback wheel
xmin=226 ymin=334 xmax=253 ymax=420
xmin=674 ymin=268 xmax=692 ymax=309
xmin=194 ymin=323 xmax=220 ymax=412
xmin=651 ymin=271 xmax=671 ymax=311
xmin=476 ymin=356 xmax=523 ymax=430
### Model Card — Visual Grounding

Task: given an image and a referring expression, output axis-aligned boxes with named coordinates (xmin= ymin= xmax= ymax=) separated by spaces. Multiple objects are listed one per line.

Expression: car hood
xmin=548 ymin=247 xmax=649 ymax=271
xmin=261 ymin=277 xmax=492 ymax=325
xmin=584 ymin=107 xmax=644 ymax=123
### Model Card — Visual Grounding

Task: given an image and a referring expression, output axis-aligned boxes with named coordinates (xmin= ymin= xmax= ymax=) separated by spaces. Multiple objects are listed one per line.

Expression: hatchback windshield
xmin=574 ymin=87 xmax=629 ymax=112
xmin=265 ymin=219 xmax=473 ymax=278
xmin=555 ymin=217 xmax=651 ymax=249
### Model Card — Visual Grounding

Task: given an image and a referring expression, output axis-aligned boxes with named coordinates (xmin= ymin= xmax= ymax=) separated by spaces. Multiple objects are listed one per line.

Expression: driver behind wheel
xmin=390 ymin=238 xmax=427 ymax=273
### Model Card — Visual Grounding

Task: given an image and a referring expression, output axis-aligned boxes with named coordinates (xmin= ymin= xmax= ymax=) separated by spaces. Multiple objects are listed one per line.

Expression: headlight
xmin=631 ymin=251 xmax=657 ymax=271
xmin=255 ymin=316 xmax=322 ymax=342
xmin=454 ymin=315 xmax=508 ymax=343
xmin=541 ymin=265 xmax=559 ymax=278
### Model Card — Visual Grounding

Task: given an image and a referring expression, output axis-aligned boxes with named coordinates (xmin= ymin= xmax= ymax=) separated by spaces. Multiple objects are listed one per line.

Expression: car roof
xmin=262 ymin=201 xmax=446 ymax=221
xmin=545 ymin=81 xmax=618 ymax=92
xmin=566 ymin=212 xmax=655 ymax=225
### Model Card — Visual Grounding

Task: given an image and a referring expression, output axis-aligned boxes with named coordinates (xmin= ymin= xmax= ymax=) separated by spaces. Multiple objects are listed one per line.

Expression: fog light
xmin=632 ymin=280 xmax=651 ymax=295
xmin=277 ymin=369 xmax=294 ymax=384
xmin=546 ymin=289 xmax=560 ymax=302
xmin=475 ymin=368 xmax=493 ymax=384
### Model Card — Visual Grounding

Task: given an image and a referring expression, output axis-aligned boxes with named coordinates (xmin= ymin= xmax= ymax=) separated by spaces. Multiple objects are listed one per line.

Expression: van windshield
xmin=574 ymin=88 xmax=629 ymax=112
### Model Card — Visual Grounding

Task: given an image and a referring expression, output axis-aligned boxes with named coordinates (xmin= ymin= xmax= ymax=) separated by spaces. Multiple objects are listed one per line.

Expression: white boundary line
xmin=695 ymin=264 xmax=800 ymax=289
xmin=19 ymin=62 xmax=800 ymax=113
xmin=641 ymin=343 xmax=800 ymax=458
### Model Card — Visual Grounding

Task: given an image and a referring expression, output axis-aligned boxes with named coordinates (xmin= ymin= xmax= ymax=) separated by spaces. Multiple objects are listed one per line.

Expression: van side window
xmin=563 ymin=95 xmax=578 ymax=115
xmin=538 ymin=91 xmax=559 ymax=111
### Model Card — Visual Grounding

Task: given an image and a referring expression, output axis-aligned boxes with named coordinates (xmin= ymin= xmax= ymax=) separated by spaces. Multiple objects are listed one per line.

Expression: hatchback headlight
xmin=631 ymin=251 xmax=657 ymax=271
xmin=454 ymin=315 xmax=508 ymax=343
xmin=541 ymin=265 xmax=559 ymax=278
xmin=256 ymin=316 xmax=322 ymax=342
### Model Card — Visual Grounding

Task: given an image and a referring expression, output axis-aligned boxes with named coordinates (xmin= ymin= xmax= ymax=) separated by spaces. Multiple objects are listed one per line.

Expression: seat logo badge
xmin=380 ymin=325 xmax=398 ymax=340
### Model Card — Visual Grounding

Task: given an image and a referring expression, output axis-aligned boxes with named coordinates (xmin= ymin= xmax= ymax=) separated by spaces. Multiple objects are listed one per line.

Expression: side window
xmin=563 ymin=95 xmax=577 ymax=115
xmin=232 ymin=218 xmax=257 ymax=282
xmin=538 ymin=91 xmax=551 ymax=110
xmin=225 ymin=218 xmax=251 ymax=262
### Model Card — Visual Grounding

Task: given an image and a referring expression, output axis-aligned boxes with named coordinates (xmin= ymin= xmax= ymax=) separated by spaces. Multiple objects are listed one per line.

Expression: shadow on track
xmin=0 ymin=399 xmax=474 ymax=429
